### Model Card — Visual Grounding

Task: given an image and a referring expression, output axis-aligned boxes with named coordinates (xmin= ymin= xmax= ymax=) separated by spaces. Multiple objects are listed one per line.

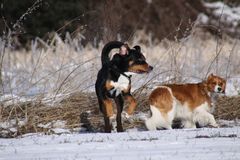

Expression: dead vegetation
xmin=215 ymin=96 xmax=240 ymax=120
xmin=1 ymin=88 xmax=239 ymax=138
xmin=1 ymin=29 xmax=240 ymax=138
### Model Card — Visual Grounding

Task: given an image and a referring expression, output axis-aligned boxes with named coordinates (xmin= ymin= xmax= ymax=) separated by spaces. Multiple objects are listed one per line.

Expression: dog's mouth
xmin=132 ymin=70 xmax=148 ymax=74
xmin=216 ymin=90 xmax=225 ymax=94
xmin=129 ymin=65 xmax=153 ymax=74
xmin=214 ymin=85 xmax=225 ymax=94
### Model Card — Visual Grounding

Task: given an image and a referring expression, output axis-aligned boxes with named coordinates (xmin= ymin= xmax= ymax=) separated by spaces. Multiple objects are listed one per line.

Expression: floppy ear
xmin=133 ymin=45 xmax=141 ymax=52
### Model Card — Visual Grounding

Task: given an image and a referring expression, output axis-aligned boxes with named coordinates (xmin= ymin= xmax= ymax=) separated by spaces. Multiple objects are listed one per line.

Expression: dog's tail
xmin=101 ymin=41 xmax=124 ymax=66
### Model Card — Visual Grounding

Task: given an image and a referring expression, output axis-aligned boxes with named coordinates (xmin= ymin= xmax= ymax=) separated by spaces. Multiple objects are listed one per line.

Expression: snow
xmin=1 ymin=4 xmax=240 ymax=158
xmin=204 ymin=1 xmax=240 ymax=23
xmin=0 ymin=127 xmax=240 ymax=160
xmin=200 ymin=2 xmax=240 ymax=33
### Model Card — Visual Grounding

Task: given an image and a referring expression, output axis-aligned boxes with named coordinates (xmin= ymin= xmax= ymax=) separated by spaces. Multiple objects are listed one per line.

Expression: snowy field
xmin=0 ymin=127 xmax=240 ymax=160
xmin=1 ymin=1 xmax=240 ymax=160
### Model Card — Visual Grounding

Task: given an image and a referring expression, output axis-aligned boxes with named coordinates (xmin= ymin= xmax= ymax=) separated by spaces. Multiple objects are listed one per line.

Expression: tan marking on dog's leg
xmin=103 ymin=99 xmax=114 ymax=117
xmin=105 ymin=80 xmax=114 ymax=90
xmin=125 ymin=95 xmax=137 ymax=115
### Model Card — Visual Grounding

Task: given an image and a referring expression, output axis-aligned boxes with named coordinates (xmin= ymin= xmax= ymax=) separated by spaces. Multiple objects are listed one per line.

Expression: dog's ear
xmin=119 ymin=44 xmax=129 ymax=55
xmin=133 ymin=45 xmax=141 ymax=52
xmin=209 ymin=73 xmax=214 ymax=77
xmin=207 ymin=73 xmax=214 ymax=81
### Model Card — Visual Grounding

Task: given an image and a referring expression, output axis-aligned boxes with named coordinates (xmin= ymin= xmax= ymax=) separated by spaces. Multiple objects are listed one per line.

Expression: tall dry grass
xmin=1 ymin=28 xmax=240 ymax=137
xmin=1 ymin=28 xmax=240 ymax=98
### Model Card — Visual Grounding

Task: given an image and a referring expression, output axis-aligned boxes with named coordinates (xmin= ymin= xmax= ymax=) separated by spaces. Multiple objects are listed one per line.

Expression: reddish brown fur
xmin=124 ymin=95 xmax=137 ymax=115
xmin=103 ymin=99 xmax=114 ymax=117
xmin=105 ymin=80 xmax=114 ymax=90
xmin=149 ymin=74 xmax=226 ymax=114
xmin=166 ymin=83 xmax=210 ymax=110
xmin=206 ymin=74 xmax=226 ymax=93
xmin=149 ymin=87 xmax=173 ymax=114
xmin=128 ymin=64 xmax=150 ymax=73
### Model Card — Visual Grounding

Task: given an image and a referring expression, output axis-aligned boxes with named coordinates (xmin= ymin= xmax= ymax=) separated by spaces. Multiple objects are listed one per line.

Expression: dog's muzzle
xmin=148 ymin=65 xmax=153 ymax=72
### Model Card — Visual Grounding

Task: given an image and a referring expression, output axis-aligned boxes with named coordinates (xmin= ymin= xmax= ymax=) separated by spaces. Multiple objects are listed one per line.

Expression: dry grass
xmin=1 ymin=28 xmax=240 ymax=98
xmin=215 ymin=96 xmax=240 ymax=120
xmin=1 ymin=29 xmax=240 ymax=137
xmin=1 ymin=88 xmax=240 ymax=138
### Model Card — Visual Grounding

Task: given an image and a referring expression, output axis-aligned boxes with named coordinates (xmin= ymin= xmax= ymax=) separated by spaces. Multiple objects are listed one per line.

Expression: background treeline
xmin=0 ymin=0 xmax=239 ymax=48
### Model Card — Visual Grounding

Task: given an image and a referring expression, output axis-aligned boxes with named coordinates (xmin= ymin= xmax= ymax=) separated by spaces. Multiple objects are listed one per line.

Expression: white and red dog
xmin=145 ymin=74 xmax=226 ymax=130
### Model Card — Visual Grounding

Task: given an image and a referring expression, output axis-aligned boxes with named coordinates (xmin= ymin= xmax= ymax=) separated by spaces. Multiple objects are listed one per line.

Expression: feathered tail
xmin=101 ymin=41 xmax=124 ymax=66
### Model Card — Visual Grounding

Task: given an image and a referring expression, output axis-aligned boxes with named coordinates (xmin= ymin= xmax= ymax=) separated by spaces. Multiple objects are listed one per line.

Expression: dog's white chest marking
xmin=110 ymin=72 xmax=132 ymax=96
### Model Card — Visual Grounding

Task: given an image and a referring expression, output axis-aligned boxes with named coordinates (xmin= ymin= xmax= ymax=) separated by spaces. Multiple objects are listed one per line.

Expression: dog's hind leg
xmin=114 ymin=95 xmax=124 ymax=132
xmin=125 ymin=95 xmax=137 ymax=115
xmin=121 ymin=94 xmax=137 ymax=119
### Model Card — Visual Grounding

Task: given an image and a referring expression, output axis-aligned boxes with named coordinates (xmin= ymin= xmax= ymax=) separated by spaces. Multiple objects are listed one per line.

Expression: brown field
xmin=1 ymin=88 xmax=239 ymax=138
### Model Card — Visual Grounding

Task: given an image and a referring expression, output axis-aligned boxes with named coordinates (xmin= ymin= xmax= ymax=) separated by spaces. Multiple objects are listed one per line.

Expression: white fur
xmin=175 ymin=102 xmax=196 ymax=128
xmin=214 ymin=84 xmax=221 ymax=93
xmin=145 ymin=86 xmax=218 ymax=130
xmin=175 ymin=102 xmax=193 ymax=120
xmin=110 ymin=114 xmax=117 ymax=132
xmin=145 ymin=105 xmax=171 ymax=130
xmin=145 ymin=86 xmax=176 ymax=130
xmin=193 ymin=102 xmax=218 ymax=127
xmin=110 ymin=72 xmax=134 ymax=96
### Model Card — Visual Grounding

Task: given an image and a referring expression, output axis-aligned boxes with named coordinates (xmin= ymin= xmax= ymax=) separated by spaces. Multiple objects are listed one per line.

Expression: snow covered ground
xmin=1 ymin=2 xmax=240 ymax=159
xmin=0 ymin=127 xmax=240 ymax=160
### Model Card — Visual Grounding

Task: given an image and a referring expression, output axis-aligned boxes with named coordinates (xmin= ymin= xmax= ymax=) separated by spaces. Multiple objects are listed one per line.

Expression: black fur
xmin=101 ymin=41 xmax=124 ymax=66
xmin=95 ymin=41 xmax=153 ymax=133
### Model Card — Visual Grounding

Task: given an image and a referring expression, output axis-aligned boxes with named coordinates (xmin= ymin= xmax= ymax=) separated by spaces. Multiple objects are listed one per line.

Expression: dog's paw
xmin=209 ymin=123 xmax=219 ymax=128
xmin=122 ymin=111 xmax=130 ymax=119
xmin=122 ymin=111 xmax=134 ymax=123
xmin=110 ymin=114 xmax=117 ymax=132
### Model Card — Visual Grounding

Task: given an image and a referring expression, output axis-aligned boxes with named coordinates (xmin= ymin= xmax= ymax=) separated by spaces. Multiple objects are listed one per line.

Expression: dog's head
xmin=120 ymin=44 xmax=153 ymax=74
xmin=206 ymin=74 xmax=226 ymax=94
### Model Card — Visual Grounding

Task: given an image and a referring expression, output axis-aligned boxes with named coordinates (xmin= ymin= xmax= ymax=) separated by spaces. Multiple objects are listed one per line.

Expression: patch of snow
xmin=226 ymin=81 xmax=239 ymax=96
xmin=197 ymin=13 xmax=209 ymax=24
xmin=50 ymin=128 xmax=71 ymax=134
xmin=218 ymin=119 xmax=240 ymax=127
xmin=202 ymin=2 xmax=240 ymax=29
xmin=37 ymin=123 xmax=52 ymax=129
xmin=52 ymin=120 xmax=66 ymax=128
xmin=0 ymin=127 xmax=240 ymax=160
xmin=0 ymin=94 xmax=30 ymax=107
xmin=38 ymin=120 xmax=66 ymax=129
xmin=0 ymin=119 xmax=27 ymax=129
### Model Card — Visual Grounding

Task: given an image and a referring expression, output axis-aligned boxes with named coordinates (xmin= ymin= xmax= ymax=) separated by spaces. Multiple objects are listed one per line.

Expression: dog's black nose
xmin=149 ymin=66 xmax=153 ymax=71
xmin=217 ymin=87 xmax=222 ymax=92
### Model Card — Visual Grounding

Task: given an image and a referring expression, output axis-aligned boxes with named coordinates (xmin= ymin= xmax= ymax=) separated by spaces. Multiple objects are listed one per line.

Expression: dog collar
xmin=120 ymin=73 xmax=132 ymax=80
xmin=110 ymin=68 xmax=132 ymax=80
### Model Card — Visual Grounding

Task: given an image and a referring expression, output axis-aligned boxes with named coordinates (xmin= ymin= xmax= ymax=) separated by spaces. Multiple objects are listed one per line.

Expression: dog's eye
xmin=138 ymin=58 xmax=145 ymax=62
xmin=212 ymin=82 xmax=217 ymax=85
xmin=219 ymin=82 xmax=223 ymax=86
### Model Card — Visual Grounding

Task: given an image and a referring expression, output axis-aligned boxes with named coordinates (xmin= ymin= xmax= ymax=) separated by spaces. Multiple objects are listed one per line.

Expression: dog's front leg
xmin=114 ymin=95 xmax=124 ymax=132
xmin=102 ymin=99 xmax=114 ymax=133
xmin=103 ymin=116 xmax=111 ymax=133
xmin=193 ymin=109 xmax=219 ymax=128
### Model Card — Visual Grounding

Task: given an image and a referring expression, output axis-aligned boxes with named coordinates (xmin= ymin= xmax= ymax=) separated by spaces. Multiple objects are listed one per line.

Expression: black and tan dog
xmin=95 ymin=41 xmax=153 ymax=133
